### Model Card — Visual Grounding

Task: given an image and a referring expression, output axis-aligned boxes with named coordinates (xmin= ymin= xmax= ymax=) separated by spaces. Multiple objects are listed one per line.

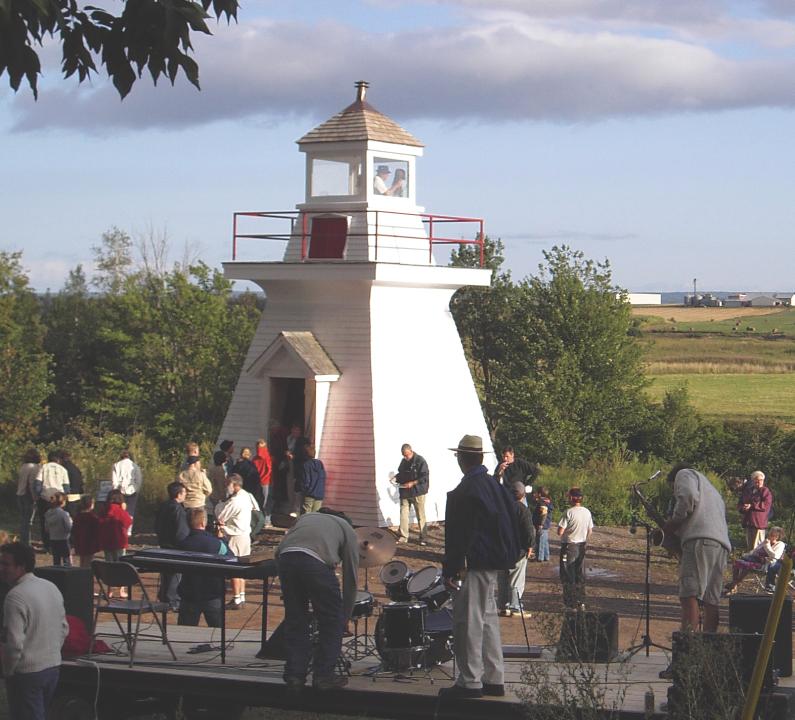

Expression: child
xmin=45 ymin=492 xmax=73 ymax=566
xmin=532 ymin=486 xmax=553 ymax=562
xmin=71 ymin=495 xmax=101 ymax=568
xmin=724 ymin=526 xmax=785 ymax=595
xmin=100 ymin=489 xmax=133 ymax=597
xmin=301 ymin=446 xmax=326 ymax=514
xmin=557 ymin=487 xmax=594 ymax=609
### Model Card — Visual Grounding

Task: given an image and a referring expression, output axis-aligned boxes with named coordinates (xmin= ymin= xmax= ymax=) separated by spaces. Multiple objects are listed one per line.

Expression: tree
xmin=90 ymin=260 xmax=260 ymax=449
xmin=1 ymin=0 xmax=238 ymax=99
xmin=514 ymin=246 xmax=648 ymax=465
xmin=450 ymin=236 xmax=524 ymax=439
xmin=40 ymin=264 xmax=106 ymax=439
xmin=0 ymin=251 xmax=51 ymax=459
xmin=92 ymin=226 xmax=134 ymax=294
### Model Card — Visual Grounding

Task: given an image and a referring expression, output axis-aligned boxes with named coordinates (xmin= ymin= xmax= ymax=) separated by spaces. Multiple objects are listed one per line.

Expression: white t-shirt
xmin=373 ymin=175 xmax=388 ymax=194
xmin=558 ymin=505 xmax=594 ymax=544
xmin=215 ymin=489 xmax=259 ymax=537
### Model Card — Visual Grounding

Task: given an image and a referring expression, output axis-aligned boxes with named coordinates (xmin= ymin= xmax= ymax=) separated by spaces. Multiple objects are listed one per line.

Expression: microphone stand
xmin=625 ymin=514 xmax=671 ymax=657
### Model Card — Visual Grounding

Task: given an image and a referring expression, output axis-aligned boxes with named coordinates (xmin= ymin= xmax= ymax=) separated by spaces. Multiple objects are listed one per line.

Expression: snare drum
xmin=407 ymin=565 xmax=451 ymax=610
xmin=380 ymin=560 xmax=413 ymax=601
xmin=352 ymin=590 xmax=374 ymax=619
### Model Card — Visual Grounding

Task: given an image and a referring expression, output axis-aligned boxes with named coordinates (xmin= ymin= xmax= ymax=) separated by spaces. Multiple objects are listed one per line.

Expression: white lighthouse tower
xmin=221 ymin=82 xmax=493 ymax=527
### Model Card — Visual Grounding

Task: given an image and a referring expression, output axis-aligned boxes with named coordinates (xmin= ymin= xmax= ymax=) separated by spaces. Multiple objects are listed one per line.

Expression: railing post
xmin=232 ymin=213 xmax=238 ymax=260
xmin=428 ymin=215 xmax=434 ymax=263
xmin=479 ymin=220 xmax=485 ymax=267
xmin=374 ymin=210 xmax=379 ymax=262
xmin=301 ymin=213 xmax=308 ymax=260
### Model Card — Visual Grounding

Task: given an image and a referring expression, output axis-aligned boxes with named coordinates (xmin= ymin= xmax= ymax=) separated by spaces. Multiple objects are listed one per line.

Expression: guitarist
xmin=659 ymin=463 xmax=731 ymax=679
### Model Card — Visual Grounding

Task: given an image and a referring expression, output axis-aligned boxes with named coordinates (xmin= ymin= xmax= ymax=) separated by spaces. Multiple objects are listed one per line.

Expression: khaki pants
xmin=745 ymin=527 xmax=766 ymax=551
xmin=452 ymin=569 xmax=504 ymax=688
xmin=302 ymin=496 xmax=323 ymax=514
xmin=399 ymin=494 xmax=427 ymax=542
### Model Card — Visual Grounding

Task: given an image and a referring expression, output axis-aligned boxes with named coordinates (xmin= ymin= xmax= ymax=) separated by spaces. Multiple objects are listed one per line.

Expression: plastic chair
xmin=90 ymin=559 xmax=176 ymax=667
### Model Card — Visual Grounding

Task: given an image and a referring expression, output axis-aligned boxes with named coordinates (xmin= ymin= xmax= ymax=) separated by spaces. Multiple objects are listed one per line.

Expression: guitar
xmin=631 ymin=483 xmax=682 ymax=559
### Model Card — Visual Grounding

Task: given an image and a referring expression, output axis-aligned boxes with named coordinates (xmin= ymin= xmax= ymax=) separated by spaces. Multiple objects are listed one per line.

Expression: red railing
xmin=232 ymin=209 xmax=485 ymax=267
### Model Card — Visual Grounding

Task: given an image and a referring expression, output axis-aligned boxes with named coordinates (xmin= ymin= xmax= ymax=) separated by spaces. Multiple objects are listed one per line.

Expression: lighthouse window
xmin=311 ymin=158 xmax=360 ymax=197
xmin=373 ymin=159 xmax=409 ymax=198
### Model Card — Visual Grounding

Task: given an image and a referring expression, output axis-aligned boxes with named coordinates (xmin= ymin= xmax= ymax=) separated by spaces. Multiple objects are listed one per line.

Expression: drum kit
xmin=347 ymin=527 xmax=455 ymax=675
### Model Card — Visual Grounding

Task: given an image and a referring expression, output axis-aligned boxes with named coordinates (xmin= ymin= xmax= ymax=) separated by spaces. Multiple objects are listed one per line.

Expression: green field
xmin=646 ymin=374 xmax=795 ymax=424
xmin=639 ymin=307 xmax=795 ymax=423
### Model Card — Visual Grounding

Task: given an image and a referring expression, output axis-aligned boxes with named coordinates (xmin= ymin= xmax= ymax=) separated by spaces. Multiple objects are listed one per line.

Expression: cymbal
xmin=355 ymin=527 xmax=396 ymax=568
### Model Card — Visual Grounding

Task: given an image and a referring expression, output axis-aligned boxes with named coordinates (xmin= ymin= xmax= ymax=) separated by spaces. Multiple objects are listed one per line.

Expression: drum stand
xmin=343 ymin=569 xmax=379 ymax=661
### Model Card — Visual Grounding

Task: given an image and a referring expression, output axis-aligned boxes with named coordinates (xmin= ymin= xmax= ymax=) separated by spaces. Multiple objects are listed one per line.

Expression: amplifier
xmin=729 ymin=595 xmax=792 ymax=677
xmin=556 ymin=610 xmax=619 ymax=663
xmin=34 ymin=565 xmax=93 ymax=632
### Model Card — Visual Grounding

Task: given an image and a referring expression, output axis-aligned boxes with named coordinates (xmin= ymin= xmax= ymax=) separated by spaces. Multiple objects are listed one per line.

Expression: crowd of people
xmin=5 ymin=429 xmax=788 ymax=708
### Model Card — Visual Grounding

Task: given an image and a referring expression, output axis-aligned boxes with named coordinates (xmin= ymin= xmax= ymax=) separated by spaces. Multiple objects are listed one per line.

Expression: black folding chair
xmin=90 ymin=559 xmax=176 ymax=667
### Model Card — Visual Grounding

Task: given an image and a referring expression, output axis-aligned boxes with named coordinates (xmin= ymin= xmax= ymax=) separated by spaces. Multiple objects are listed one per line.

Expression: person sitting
xmin=724 ymin=526 xmax=785 ymax=595
xmin=176 ymin=508 xmax=233 ymax=627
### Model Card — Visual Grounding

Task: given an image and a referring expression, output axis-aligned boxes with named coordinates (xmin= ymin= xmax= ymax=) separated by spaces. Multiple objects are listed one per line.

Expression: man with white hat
xmin=438 ymin=434 xmax=521 ymax=700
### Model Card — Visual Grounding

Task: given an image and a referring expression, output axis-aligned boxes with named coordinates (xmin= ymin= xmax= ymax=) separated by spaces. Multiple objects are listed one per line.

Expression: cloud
xmin=8 ymin=9 xmax=795 ymax=133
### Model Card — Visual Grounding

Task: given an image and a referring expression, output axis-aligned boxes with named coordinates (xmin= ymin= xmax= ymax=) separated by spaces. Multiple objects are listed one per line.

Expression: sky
xmin=3 ymin=0 xmax=795 ymax=293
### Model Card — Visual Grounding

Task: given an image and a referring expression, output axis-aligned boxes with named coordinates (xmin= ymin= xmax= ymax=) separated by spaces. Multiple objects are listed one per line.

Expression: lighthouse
xmin=221 ymin=82 xmax=493 ymax=527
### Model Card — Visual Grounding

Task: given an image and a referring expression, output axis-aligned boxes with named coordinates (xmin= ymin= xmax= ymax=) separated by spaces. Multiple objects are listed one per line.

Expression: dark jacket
xmin=515 ymin=501 xmax=535 ymax=559
xmin=155 ymin=499 xmax=190 ymax=549
xmin=302 ymin=459 xmax=327 ymax=499
xmin=738 ymin=484 xmax=773 ymax=530
xmin=397 ymin=453 xmax=430 ymax=499
xmin=177 ymin=529 xmax=233 ymax=601
xmin=442 ymin=464 xmax=521 ymax=578
xmin=495 ymin=457 xmax=539 ymax=487
xmin=232 ymin=458 xmax=261 ymax=498
xmin=532 ymin=498 xmax=553 ymax=530
xmin=61 ymin=460 xmax=84 ymax=494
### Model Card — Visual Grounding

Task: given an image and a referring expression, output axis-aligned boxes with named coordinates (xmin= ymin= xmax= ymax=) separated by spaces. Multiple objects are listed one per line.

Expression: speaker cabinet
xmin=34 ymin=565 xmax=93 ymax=631
xmin=729 ymin=595 xmax=792 ymax=677
xmin=556 ymin=610 xmax=618 ymax=663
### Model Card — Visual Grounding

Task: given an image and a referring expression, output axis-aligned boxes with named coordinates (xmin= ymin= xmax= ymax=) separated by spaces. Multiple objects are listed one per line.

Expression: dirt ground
xmin=126 ymin=523 xmax=691 ymax=652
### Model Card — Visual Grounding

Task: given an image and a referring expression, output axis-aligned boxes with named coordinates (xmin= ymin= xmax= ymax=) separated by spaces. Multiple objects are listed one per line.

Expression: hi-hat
xmin=355 ymin=527 xmax=396 ymax=568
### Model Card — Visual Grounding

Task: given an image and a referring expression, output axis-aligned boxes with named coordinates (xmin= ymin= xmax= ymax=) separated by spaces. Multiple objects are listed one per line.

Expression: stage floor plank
xmin=60 ymin=622 xmax=745 ymax=718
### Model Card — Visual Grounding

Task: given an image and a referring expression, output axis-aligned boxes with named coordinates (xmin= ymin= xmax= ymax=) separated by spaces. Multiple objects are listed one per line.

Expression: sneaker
xmin=226 ymin=599 xmax=244 ymax=610
xmin=498 ymin=609 xmax=513 ymax=617
xmin=313 ymin=675 xmax=348 ymax=691
xmin=765 ymin=584 xmax=776 ymax=594
xmin=397 ymin=538 xmax=409 ymax=544
xmin=482 ymin=683 xmax=505 ymax=697
xmin=438 ymin=685 xmax=483 ymax=699
xmin=658 ymin=664 xmax=673 ymax=680
xmin=419 ymin=539 xmax=428 ymax=546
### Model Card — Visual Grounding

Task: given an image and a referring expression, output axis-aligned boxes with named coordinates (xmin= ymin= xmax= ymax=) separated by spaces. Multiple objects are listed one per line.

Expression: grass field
xmin=638 ymin=306 xmax=795 ymax=422
xmin=646 ymin=374 xmax=795 ymax=423
xmin=633 ymin=306 xmax=795 ymax=335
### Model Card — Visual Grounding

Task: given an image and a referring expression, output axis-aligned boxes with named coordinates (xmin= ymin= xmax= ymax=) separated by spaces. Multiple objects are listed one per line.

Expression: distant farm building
xmin=626 ymin=292 xmax=662 ymax=305
xmin=725 ymin=293 xmax=793 ymax=308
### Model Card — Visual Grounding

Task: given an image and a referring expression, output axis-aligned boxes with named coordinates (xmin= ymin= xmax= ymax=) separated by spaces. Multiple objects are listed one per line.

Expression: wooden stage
xmin=55 ymin=622 xmax=705 ymax=719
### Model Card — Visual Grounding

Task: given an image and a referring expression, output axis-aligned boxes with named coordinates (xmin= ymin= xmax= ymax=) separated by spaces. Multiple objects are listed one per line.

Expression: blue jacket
xmin=302 ymin=459 xmax=326 ymax=499
xmin=442 ymin=464 xmax=521 ymax=577
xmin=177 ymin=529 xmax=233 ymax=601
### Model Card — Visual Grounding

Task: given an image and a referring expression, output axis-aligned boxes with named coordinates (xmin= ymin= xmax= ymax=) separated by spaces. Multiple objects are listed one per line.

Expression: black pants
xmin=178 ymin=597 xmax=223 ymax=628
xmin=278 ymin=551 xmax=344 ymax=681
xmin=51 ymin=539 xmax=71 ymax=566
xmin=560 ymin=542 xmax=587 ymax=608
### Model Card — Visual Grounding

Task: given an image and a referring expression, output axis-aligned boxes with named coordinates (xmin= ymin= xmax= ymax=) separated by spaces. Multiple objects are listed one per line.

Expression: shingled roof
xmin=297 ymin=82 xmax=423 ymax=148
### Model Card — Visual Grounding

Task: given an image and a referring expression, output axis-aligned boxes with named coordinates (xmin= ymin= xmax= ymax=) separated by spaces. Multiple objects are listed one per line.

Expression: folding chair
xmin=90 ymin=559 xmax=177 ymax=667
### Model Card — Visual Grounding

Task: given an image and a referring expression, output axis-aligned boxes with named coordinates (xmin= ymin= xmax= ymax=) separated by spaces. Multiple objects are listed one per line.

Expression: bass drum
xmin=375 ymin=606 xmax=454 ymax=670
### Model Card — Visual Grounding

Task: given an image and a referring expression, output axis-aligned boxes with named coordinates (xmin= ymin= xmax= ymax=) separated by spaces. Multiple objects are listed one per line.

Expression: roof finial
xmin=355 ymin=80 xmax=369 ymax=103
